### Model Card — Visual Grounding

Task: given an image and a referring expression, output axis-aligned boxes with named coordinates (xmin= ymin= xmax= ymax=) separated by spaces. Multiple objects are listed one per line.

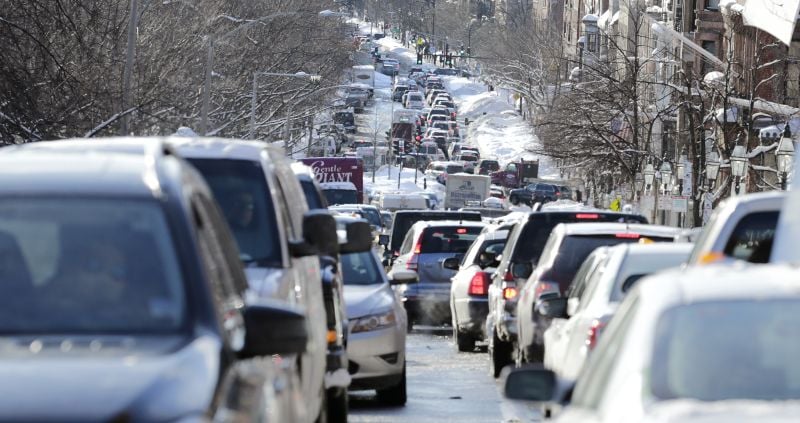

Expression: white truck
xmin=352 ymin=65 xmax=375 ymax=96
xmin=444 ymin=173 xmax=491 ymax=210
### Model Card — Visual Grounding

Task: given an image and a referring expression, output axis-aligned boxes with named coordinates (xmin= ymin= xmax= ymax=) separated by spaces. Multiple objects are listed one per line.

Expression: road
xmin=349 ymin=329 xmax=540 ymax=422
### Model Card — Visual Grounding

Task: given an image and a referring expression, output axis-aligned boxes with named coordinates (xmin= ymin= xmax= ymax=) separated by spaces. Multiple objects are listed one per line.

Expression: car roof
xmin=0 ymin=138 xmax=184 ymax=198
xmin=557 ymin=222 xmax=680 ymax=238
xmin=412 ymin=220 xmax=486 ymax=230
xmin=168 ymin=136 xmax=283 ymax=161
xmin=290 ymin=162 xmax=316 ymax=180
xmin=607 ymin=242 xmax=694 ymax=258
xmin=528 ymin=210 xmax=646 ymax=221
xmin=637 ymin=263 xmax=800 ymax=305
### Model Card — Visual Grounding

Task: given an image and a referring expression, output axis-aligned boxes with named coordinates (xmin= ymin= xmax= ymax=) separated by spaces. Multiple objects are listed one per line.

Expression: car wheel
xmin=376 ymin=363 xmax=407 ymax=406
xmin=490 ymin=329 xmax=513 ymax=378
xmin=314 ymin=385 xmax=328 ymax=423
xmin=510 ymin=195 xmax=519 ymax=205
xmin=454 ymin=327 xmax=475 ymax=352
xmin=325 ymin=387 xmax=348 ymax=423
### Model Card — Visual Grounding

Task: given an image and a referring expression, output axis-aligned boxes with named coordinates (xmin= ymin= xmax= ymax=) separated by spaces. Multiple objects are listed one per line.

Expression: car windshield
xmin=651 ymin=299 xmax=800 ymax=401
xmin=481 ymin=161 xmax=500 ymax=171
xmin=299 ymin=179 xmax=326 ymax=210
xmin=341 ymin=251 xmax=383 ymax=285
xmin=0 ymin=198 xmax=186 ymax=334
xmin=335 ymin=207 xmax=381 ymax=227
xmin=189 ymin=159 xmax=283 ymax=267
xmin=419 ymin=226 xmax=482 ymax=254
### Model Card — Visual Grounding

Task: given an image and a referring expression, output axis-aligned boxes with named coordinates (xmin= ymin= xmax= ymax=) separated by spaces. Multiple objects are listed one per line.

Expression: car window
xmin=341 ymin=251 xmax=383 ymax=285
xmin=189 ymin=158 xmax=283 ymax=267
xmin=650 ymin=299 xmax=800 ymax=401
xmin=460 ymin=234 xmax=486 ymax=267
xmin=419 ymin=226 xmax=483 ymax=254
xmin=722 ymin=211 xmax=779 ymax=263
xmin=571 ymin=295 xmax=640 ymax=410
xmin=299 ymin=179 xmax=327 ymax=210
xmin=0 ymin=198 xmax=186 ymax=333
xmin=399 ymin=229 xmax=416 ymax=255
xmin=567 ymin=251 xmax=604 ymax=300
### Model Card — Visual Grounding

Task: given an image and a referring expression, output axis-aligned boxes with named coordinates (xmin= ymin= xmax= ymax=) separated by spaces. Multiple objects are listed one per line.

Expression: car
xmin=380 ymin=63 xmax=396 ymax=76
xmin=383 ymin=58 xmax=400 ymax=73
xmin=426 ymin=89 xmax=448 ymax=105
xmin=389 ymin=221 xmax=486 ymax=327
xmin=0 ymin=138 xmax=316 ymax=421
xmin=687 ymin=191 xmax=783 ymax=265
xmin=771 ymin=157 xmax=800 ymax=263
xmin=505 ymin=263 xmax=800 ymax=422
xmin=435 ymin=162 xmax=465 ymax=185
xmin=455 ymin=151 xmax=479 ymax=173
xmin=515 ymin=222 xmax=681 ymax=365
xmin=392 ymin=84 xmax=410 ymax=102
xmin=447 ymin=228 xmax=509 ymax=351
xmin=171 ymin=138 xmax=335 ymax=422
xmin=543 ymin=243 xmax=693 ymax=380
xmin=477 ymin=159 xmax=501 ymax=175
xmin=403 ymin=91 xmax=426 ymax=109
xmin=344 ymin=85 xmax=369 ymax=112
xmin=489 ymin=185 xmax=506 ymax=200
xmin=508 ymin=183 xmax=559 ymax=206
xmin=336 ymin=216 xmax=416 ymax=405
xmin=380 ymin=210 xmax=393 ymax=230
xmin=333 ymin=109 xmax=357 ymax=133
xmin=379 ymin=210 xmax=482 ymax=268
xmin=487 ymin=210 xmax=648 ymax=377
xmin=330 ymin=204 xmax=385 ymax=232
xmin=434 ymin=67 xmax=461 ymax=76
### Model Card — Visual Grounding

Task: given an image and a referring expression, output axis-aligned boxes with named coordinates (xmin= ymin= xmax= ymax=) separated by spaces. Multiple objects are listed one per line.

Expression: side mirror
xmin=298 ymin=211 xmax=338 ymax=257
xmin=388 ymin=269 xmax=418 ymax=285
xmin=378 ymin=234 xmax=390 ymax=246
xmin=502 ymin=365 xmax=559 ymax=402
xmin=510 ymin=262 xmax=533 ymax=279
xmin=340 ymin=220 xmax=373 ymax=254
xmin=537 ymin=296 xmax=568 ymax=319
xmin=240 ymin=300 xmax=308 ymax=358
xmin=442 ymin=257 xmax=460 ymax=270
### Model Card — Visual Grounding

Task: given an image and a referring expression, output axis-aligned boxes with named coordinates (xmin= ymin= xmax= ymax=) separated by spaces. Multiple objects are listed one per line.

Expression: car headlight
xmin=351 ymin=310 xmax=397 ymax=333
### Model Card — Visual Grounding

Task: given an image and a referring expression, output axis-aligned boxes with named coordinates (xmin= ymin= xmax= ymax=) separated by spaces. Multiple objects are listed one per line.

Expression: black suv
xmin=508 ymin=183 xmax=558 ymax=206
xmin=487 ymin=210 xmax=647 ymax=377
xmin=0 ymin=139 xmax=314 ymax=421
xmin=380 ymin=210 xmax=482 ymax=267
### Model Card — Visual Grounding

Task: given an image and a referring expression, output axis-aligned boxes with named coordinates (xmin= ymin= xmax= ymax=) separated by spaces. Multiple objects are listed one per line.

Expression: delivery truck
xmin=444 ymin=173 xmax=491 ymax=210
xmin=300 ymin=157 xmax=365 ymax=204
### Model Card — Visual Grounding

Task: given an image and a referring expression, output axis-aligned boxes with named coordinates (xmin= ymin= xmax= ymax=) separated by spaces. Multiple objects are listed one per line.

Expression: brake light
xmin=503 ymin=269 xmax=514 ymax=282
xmin=534 ymin=281 xmax=559 ymax=299
xmin=468 ymin=272 xmax=491 ymax=296
xmin=407 ymin=238 xmax=422 ymax=270
xmin=456 ymin=228 xmax=467 ymax=234
xmin=586 ymin=319 xmax=607 ymax=350
xmin=502 ymin=286 xmax=518 ymax=300
xmin=576 ymin=213 xmax=599 ymax=219
xmin=615 ymin=233 xmax=640 ymax=239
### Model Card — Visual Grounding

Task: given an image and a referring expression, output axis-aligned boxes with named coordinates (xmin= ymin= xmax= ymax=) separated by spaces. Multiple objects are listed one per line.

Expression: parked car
xmin=344 ymin=84 xmax=369 ymax=112
xmin=389 ymin=221 xmax=485 ymax=327
xmin=543 ymin=243 xmax=692 ymax=380
xmin=487 ymin=210 xmax=648 ymax=377
xmin=333 ymin=109 xmax=357 ymax=133
xmin=515 ymin=222 xmax=680 ymax=365
xmin=337 ymin=216 xmax=416 ymax=405
xmin=687 ymin=191 xmax=783 ymax=265
xmin=508 ymin=183 xmax=559 ymax=206
xmin=172 ymin=138 xmax=334 ymax=422
xmin=0 ymin=139 xmax=314 ymax=421
xmin=505 ymin=263 xmax=800 ymax=422
xmin=447 ymin=229 xmax=509 ymax=351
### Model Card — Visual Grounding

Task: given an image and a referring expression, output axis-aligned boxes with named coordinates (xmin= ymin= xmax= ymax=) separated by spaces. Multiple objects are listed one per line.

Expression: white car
xmin=341 ymin=240 xmax=416 ymax=405
xmin=543 ymin=243 xmax=692 ymax=380
xmin=403 ymin=91 xmax=426 ymax=109
xmin=505 ymin=263 xmax=800 ymax=422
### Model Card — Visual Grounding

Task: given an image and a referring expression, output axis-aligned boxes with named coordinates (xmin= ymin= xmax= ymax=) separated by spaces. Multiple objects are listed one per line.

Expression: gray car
xmin=390 ymin=220 xmax=485 ymax=328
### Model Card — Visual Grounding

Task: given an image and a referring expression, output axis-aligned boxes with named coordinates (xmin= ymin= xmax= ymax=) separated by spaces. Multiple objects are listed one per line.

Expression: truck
xmin=301 ymin=157 xmax=365 ymax=204
xmin=351 ymin=65 xmax=375 ymax=97
xmin=490 ymin=159 xmax=539 ymax=188
xmin=444 ymin=173 xmax=491 ymax=210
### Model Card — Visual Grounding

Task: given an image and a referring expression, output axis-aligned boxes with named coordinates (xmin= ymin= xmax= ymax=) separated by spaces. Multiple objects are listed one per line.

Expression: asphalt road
xmin=349 ymin=328 xmax=540 ymax=423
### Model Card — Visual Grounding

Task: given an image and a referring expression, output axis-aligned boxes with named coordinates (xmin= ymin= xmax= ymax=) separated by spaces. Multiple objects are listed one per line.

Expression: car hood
xmin=643 ymin=399 xmax=800 ymax=423
xmin=343 ymin=283 xmax=394 ymax=318
xmin=0 ymin=335 xmax=219 ymax=421
xmin=245 ymin=266 xmax=290 ymax=301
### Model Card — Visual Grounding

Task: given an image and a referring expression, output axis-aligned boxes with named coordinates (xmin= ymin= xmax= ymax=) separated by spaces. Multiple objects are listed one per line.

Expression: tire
xmin=490 ymin=329 xmax=513 ymax=378
xmin=510 ymin=196 xmax=519 ymax=205
xmin=325 ymin=387 xmax=348 ymax=423
xmin=455 ymin=328 xmax=475 ymax=352
xmin=376 ymin=363 xmax=407 ymax=406
xmin=314 ymin=385 xmax=328 ymax=423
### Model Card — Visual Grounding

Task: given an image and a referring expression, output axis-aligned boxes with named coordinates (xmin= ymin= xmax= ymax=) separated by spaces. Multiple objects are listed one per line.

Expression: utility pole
xmin=121 ymin=0 xmax=138 ymax=135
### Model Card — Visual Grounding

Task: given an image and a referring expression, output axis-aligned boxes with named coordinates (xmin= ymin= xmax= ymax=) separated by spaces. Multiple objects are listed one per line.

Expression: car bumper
xmin=453 ymin=298 xmax=489 ymax=337
xmin=347 ymin=325 xmax=405 ymax=390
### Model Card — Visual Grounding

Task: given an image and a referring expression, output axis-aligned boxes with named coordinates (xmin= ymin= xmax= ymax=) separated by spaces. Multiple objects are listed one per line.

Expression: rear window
xmin=460 ymin=155 xmax=478 ymax=162
xmin=722 ymin=211 xmax=778 ymax=263
xmin=480 ymin=161 xmax=500 ymax=171
xmin=419 ymin=226 xmax=483 ymax=254
xmin=446 ymin=164 xmax=464 ymax=173
xmin=551 ymin=235 xmax=671 ymax=282
xmin=389 ymin=212 xmax=482 ymax=252
xmin=512 ymin=213 xmax=648 ymax=264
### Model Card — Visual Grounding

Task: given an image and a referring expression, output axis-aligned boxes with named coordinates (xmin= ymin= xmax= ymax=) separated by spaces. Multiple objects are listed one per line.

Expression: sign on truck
xmin=300 ymin=157 xmax=365 ymax=204
xmin=444 ymin=173 xmax=491 ymax=210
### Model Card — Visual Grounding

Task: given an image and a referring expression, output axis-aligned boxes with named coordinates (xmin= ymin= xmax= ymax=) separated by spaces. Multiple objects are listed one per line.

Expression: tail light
xmin=406 ymin=238 xmax=422 ymax=270
xmin=586 ymin=319 xmax=607 ymax=350
xmin=502 ymin=286 xmax=518 ymax=300
xmin=451 ymin=112 xmax=456 ymax=118
xmin=575 ymin=213 xmax=599 ymax=219
xmin=615 ymin=233 xmax=640 ymax=239
xmin=534 ymin=281 xmax=559 ymax=299
xmin=468 ymin=272 xmax=491 ymax=296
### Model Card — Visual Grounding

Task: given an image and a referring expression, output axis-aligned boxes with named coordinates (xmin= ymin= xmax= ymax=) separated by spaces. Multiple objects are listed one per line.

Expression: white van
xmin=378 ymin=193 xmax=428 ymax=211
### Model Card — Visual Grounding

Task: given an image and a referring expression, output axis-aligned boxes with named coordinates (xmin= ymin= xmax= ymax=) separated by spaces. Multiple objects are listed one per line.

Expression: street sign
xmin=658 ymin=195 xmax=673 ymax=211
xmin=672 ymin=196 xmax=688 ymax=212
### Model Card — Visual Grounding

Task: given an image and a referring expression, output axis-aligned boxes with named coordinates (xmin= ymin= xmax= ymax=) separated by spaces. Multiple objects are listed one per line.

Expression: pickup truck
xmin=491 ymin=159 xmax=539 ymax=188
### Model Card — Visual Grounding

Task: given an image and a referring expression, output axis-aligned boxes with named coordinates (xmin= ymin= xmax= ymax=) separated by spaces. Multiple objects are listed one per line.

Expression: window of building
xmin=706 ymin=0 xmax=720 ymax=9
xmin=701 ymin=40 xmax=717 ymax=74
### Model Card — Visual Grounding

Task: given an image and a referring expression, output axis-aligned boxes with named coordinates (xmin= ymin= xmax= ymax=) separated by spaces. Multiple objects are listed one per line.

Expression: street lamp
xmin=643 ymin=163 xmax=655 ymax=192
xmin=730 ymin=145 xmax=748 ymax=194
xmin=776 ymin=123 xmax=795 ymax=190
xmin=634 ymin=172 xmax=644 ymax=193
xmin=660 ymin=162 xmax=673 ymax=194
xmin=706 ymin=151 xmax=721 ymax=183
xmin=201 ymin=10 xmax=345 ymax=135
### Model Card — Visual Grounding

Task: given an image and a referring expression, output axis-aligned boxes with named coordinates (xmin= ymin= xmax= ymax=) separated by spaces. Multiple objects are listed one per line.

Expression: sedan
xmin=447 ymin=229 xmax=509 ymax=351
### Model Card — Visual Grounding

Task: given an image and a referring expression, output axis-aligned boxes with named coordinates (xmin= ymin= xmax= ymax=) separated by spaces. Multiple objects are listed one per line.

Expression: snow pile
xmin=376 ymin=37 xmax=417 ymax=66
xmin=374 ymin=71 xmax=393 ymax=89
